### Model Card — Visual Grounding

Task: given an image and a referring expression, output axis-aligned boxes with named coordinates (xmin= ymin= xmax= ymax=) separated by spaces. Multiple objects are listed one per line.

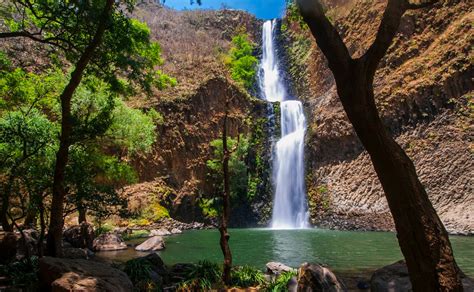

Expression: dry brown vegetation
xmin=131 ymin=3 xmax=261 ymax=105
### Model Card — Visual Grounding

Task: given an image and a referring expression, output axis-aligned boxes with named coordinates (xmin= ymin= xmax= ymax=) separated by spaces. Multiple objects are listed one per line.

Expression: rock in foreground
xmin=297 ymin=262 xmax=345 ymax=292
xmin=93 ymin=233 xmax=127 ymax=251
xmin=266 ymin=261 xmax=295 ymax=275
xmin=371 ymin=260 xmax=474 ymax=292
xmin=39 ymin=257 xmax=133 ymax=291
xmin=135 ymin=236 xmax=165 ymax=251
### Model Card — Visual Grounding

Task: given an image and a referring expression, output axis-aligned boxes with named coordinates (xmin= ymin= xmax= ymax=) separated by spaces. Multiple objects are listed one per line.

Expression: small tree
xmin=219 ymin=98 xmax=232 ymax=285
xmin=296 ymin=0 xmax=462 ymax=290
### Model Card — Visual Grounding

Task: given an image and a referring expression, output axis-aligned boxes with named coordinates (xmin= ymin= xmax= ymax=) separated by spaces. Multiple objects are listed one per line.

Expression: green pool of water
xmin=96 ymin=228 xmax=474 ymax=276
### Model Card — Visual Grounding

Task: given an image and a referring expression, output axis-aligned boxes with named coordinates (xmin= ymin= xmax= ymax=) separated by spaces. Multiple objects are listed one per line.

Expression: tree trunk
xmin=297 ymin=0 xmax=463 ymax=289
xmin=336 ymin=63 xmax=463 ymax=291
xmin=78 ymin=207 xmax=87 ymax=224
xmin=219 ymin=105 xmax=232 ymax=286
xmin=46 ymin=0 xmax=114 ymax=257
xmin=1 ymin=174 xmax=17 ymax=232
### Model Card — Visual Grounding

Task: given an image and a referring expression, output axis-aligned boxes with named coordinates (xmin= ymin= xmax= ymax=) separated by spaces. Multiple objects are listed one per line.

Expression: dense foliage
xmin=225 ymin=33 xmax=258 ymax=89
xmin=204 ymin=134 xmax=249 ymax=218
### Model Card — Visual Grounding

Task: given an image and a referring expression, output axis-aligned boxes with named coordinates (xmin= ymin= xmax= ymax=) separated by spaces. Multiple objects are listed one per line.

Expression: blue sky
xmin=161 ymin=0 xmax=287 ymax=19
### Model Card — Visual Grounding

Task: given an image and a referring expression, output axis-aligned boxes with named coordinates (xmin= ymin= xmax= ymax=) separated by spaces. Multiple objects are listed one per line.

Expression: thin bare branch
xmin=296 ymin=0 xmax=351 ymax=78
xmin=363 ymin=0 xmax=408 ymax=78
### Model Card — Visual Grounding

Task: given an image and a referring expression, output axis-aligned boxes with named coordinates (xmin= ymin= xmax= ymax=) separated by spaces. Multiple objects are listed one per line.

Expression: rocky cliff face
xmin=282 ymin=0 xmax=473 ymax=234
xmin=125 ymin=5 xmax=272 ymax=225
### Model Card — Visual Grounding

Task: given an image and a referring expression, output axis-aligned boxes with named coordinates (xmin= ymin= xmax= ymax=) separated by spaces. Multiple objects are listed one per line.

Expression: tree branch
xmin=296 ymin=0 xmax=351 ymax=78
xmin=363 ymin=0 xmax=409 ymax=78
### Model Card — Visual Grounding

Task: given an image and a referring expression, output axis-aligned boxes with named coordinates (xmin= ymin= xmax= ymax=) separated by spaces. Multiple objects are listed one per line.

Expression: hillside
xmin=282 ymin=0 xmax=473 ymax=233
xmin=123 ymin=4 xmax=272 ymax=226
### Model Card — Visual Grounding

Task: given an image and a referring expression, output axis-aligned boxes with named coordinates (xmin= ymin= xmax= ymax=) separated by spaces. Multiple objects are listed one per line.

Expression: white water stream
xmin=259 ymin=20 xmax=309 ymax=229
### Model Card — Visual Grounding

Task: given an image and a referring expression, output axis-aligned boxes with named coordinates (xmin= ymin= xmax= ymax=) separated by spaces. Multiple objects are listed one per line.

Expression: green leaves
xmin=0 ymin=109 xmax=58 ymax=172
xmin=225 ymin=33 xmax=258 ymax=89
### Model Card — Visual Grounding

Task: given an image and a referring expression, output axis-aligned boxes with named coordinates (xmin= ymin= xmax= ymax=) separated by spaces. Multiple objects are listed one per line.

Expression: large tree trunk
xmin=219 ymin=104 xmax=232 ymax=286
xmin=338 ymin=63 xmax=463 ymax=291
xmin=297 ymin=0 xmax=463 ymax=290
xmin=46 ymin=0 xmax=114 ymax=257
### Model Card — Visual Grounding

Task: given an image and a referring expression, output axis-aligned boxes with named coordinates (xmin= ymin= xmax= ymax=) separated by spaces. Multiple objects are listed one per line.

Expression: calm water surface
xmin=96 ymin=228 xmax=474 ymax=276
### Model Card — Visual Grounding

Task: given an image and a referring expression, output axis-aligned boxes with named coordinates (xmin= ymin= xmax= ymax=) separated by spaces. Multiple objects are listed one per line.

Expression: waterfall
xmin=259 ymin=19 xmax=309 ymax=229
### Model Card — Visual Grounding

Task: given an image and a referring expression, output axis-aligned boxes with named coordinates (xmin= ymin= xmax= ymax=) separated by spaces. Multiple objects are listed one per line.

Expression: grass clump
xmin=122 ymin=230 xmax=150 ymax=241
xmin=231 ymin=265 xmax=266 ymax=288
xmin=265 ymin=270 xmax=297 ymax=292
xmin=124 ymin=258 xmax=160 ymax=291
xmin=95 ymin=222 xmax=115 ymax=236
xmin=178 ymin=260 xmax=221 ymax=291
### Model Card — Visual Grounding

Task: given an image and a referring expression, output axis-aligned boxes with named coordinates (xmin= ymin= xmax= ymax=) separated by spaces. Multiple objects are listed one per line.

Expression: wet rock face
xmin=39 ymin=257 xmax=133 ymax=292
xmin=297 ymin=262 xmax=345 ymax=292
xmin=92 ymin=233 xmax=127 ymax=252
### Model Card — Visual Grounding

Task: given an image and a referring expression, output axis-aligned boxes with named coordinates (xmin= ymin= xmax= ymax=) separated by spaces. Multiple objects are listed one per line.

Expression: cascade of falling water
xmin=259 ymin=19 xmax=309 ymax=229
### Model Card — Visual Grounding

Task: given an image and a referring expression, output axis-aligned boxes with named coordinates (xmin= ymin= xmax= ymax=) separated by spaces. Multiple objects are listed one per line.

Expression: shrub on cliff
xmin=225 ymin=33 xmax=258 ymax=89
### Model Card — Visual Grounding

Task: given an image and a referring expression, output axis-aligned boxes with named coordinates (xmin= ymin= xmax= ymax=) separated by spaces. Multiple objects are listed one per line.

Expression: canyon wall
xmin=282 ymin=0 xmax=473 ymax=234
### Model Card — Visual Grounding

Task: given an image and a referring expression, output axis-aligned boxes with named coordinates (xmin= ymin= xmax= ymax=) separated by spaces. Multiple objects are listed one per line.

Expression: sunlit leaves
xmin=225 ymin=33 xmax=258 ymax=89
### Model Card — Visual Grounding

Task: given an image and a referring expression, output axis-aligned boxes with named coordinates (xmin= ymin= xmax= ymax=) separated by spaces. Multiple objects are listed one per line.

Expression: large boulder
xmin=297 ymin=263 xmax=345 ymax=292
xmin=92 ymin=233 xmax=127 ymax=251
xmin=135 ymin=236 xmax=165 ymax=251
xmin=62 ymin=247 xmax=94 ymax=260
xmin=266 ymin=261 xmax=295 ymax=275
xmin=39 ymin=257 xmax=133 ymax=291
xmin=371 ymin=260 xmax=474 ymax=292
xmin=63 ymin=222 xmax=95 ymax=250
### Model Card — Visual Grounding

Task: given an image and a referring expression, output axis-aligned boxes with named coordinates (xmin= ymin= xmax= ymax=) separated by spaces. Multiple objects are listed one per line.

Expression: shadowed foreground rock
xmin=297 ymin=262 xmax=345 ymax=292
xmin=39 ymin=257 xmax=133 ymax=291
xmin=371 ymin=260 xmax=474 ymax=292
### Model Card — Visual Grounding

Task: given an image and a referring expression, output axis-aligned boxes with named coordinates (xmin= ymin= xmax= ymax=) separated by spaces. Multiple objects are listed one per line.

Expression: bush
xmin=231 ymin=265 xmax=266 ymax=288
xmin=122 ymin=230 xmax=150 ymax=241
xmin=178 ymin=260 xmax=221 ymax=291
xmin=0 ymin=257 xmax=39 ymax=290
xmin=225 ymin=33 xmax=258 ymax=89
xmin=123 ymin=258 xmax=160 ymax=291
xmin=95 ymin=222 xmax=115 ymax=236
xmin=265 ymin=270 xmax=297 ymax=292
